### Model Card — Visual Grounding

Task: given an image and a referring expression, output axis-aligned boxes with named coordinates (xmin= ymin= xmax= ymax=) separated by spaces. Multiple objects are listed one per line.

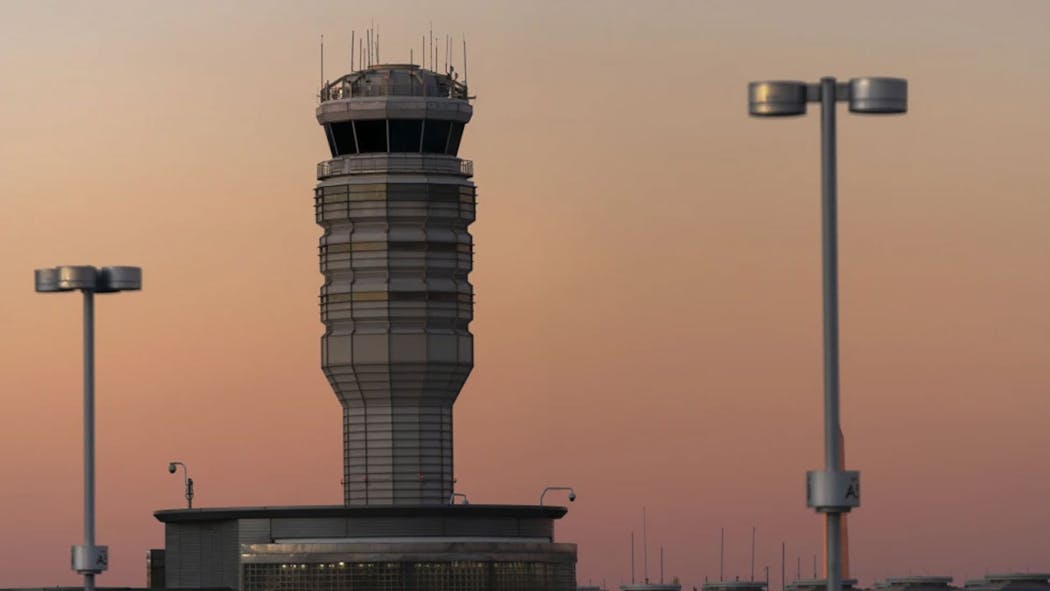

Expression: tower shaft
xmin=316 ymin=65 xmax=474 ymax=505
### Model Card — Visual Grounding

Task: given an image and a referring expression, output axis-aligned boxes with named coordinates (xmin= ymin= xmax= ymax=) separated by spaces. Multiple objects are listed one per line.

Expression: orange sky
xmin=1 ymin=0 xmax=1049 ymax=587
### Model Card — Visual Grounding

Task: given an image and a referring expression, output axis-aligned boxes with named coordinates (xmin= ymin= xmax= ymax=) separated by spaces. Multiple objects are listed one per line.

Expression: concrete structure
xmin=317 ymin=63 xmax=474 ymax=507
xmin=154 ymin=505 xmax=575 ymax=589
xmin=151 ymin=58 xmax=577 ymax=590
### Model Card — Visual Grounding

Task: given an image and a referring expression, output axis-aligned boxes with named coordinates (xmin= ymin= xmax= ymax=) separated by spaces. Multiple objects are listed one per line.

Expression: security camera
xmin=568 ymin=491 xmax=576 ymax=502
xmin=168 ymin=463 xmax=177 ymax=474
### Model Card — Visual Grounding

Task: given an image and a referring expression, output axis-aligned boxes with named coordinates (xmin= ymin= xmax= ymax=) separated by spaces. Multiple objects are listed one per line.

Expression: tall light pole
xmin=35 ymin=265 xmax=142 ymax=591
xmin=748 ymin=76 xmax=907 ymax=591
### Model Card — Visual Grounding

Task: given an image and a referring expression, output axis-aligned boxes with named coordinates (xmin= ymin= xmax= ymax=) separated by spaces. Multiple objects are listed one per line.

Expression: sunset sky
xmin=1 ymin=0 xmax=1049 ymax=587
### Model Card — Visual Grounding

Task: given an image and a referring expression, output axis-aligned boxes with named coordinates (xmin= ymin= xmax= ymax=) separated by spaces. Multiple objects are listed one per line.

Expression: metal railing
xmin=317 ymin=155 xmax=473 ymax=179
xmin=321 ymin=78 xmax=469 ymax=102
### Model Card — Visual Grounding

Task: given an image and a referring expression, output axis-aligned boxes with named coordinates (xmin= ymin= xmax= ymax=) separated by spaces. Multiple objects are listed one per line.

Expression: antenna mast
xmin=350 ymin=31 xmax=355 ymax=71
xmin=631 ymin=531 xmax=636 ymax=584
xmin=463 ymin=35 xmax=468 ymax=86
xmin=752 ymin=526 xmax=756 ymax=581
xmin=320 ymin=34 xmax=325 ymax=95
xmin=782 ymin=542 xmax=786 ymax=591
xmin=720 ymin=528 xmax=725 ymax=582
xmin=643 ymin=507 xmax=649 ymax=583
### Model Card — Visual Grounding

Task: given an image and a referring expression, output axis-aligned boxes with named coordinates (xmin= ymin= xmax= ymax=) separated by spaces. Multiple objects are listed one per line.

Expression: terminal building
xmin=964 ymin=575 xmax=1050 ymax=591
xmin=150 ymin=56 xmax=578 ymax=590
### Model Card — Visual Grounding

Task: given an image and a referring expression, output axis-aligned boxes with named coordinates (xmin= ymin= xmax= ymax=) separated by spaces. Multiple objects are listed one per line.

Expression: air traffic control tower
xmin=153 ymin=61 xmax=577 ymax=590
xmin=316 ymin=63 xmax=474 ymax=506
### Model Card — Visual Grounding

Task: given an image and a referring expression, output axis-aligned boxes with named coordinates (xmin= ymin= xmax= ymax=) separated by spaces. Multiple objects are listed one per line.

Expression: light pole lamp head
xmin=34 ymin=265 xmax=141 ymax=293
xmin=34 ymin=266 xmax=97 ymax=292
xmin=96 ymin=266 xmax=142 ymax=293
xmin=748 ymin=81 xmax=808 ymax=117
xmin=168 ymin=462 xmax=177 ymax=474
xmin=848 ymin=77 xmax=907 ymax=114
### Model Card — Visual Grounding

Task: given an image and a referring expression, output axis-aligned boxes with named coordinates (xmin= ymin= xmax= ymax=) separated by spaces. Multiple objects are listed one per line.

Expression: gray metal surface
xmin=316 ymin=64 xmax=476 ymax=506
xmin=848 ymin=77 xmax=907 ymax=114
xmin=97 ymin=266 xmax=142 ymax=292
xmin=748 ymin=81 xmax=808 ymax=116
xmin=806 ymin=470 xmax=860 ymax=511
xmin=821 ymin=74 xmax=844 ymax=591
xmin=317 ymin=153 xmax=473 ymax=179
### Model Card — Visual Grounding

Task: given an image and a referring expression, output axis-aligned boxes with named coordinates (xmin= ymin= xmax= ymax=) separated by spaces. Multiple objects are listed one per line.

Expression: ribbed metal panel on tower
xmin=316 ymin=64 xmax=474 ymax=506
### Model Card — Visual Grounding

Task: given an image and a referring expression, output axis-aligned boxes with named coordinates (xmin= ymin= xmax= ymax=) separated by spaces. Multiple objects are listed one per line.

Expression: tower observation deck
xmin=316 ymin=64 xmax=475 ymax=506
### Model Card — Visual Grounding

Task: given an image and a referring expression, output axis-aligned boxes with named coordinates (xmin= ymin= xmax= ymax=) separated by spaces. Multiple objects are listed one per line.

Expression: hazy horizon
xmin=1 ymin=0 xmax=1049 ymax=587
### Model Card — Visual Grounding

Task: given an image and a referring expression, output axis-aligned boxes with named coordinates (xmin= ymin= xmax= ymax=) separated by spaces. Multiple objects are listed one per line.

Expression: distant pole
xmin=797 ymin=557 xmax=801 ymax=581
xmin=350 ymin=31 xmax=355 ymax=71
xmin=661 ymin=546 xmax=665 ymax=584
xmin=319 ymin=34 xmax=324 ymax=97
xmin=629 ymin=532 xmax=634 ymax=584
xmin=782 ymin=542 xmax=786 ymax=591
xmin=813 ymin=555 xmax=817 ymax=579
xmin=720 ymin=528 xmax=725 ymax=582
xmin=643 ymin=507 xmax=649 ymax=583
xmin=752 ymin=526 xmax=756 ymax=581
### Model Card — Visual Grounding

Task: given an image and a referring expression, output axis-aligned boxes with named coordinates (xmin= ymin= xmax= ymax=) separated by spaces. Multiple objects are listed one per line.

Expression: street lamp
xmin=539 ymin=486 xmax=576 ymax=506
xmin=168 ymin=461 xmax=194 ymax=509
xmin=748 ymin=76 xmax=907 ymax=591
xmin=34 ymin=265 xmax=142 ymax=591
